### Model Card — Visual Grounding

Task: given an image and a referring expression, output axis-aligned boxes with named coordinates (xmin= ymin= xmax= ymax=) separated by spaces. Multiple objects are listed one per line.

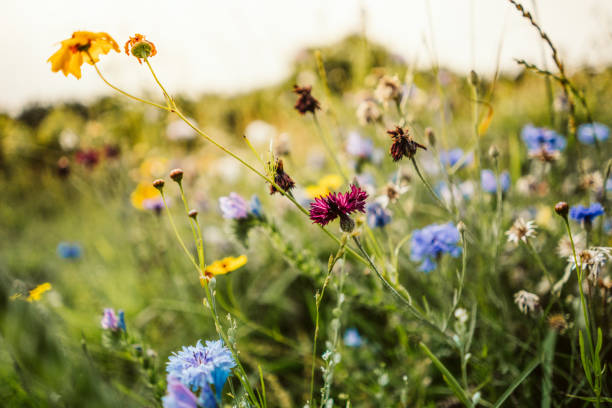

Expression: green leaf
xmin=419 ymin=342 xmax=473 ymax=407
xmin=578 ymin=330 xmax=593 ymax=388
xmin=541 ymin=330 xmax=556 ymax=408
xmin=566 ymin=395 xmax=612 ymax=403
xmin=492 ymin=358 xmax=540 ymax=408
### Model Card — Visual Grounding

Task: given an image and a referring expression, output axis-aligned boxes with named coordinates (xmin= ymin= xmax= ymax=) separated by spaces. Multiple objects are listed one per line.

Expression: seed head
xmin=169 ymin=168 xmax=184 ymax=183
xmin=293 ymin=85 xmax=320 ymax=115
xmin=387 ymin=126 xmax=426 ymax=162
xmin=153 ymin=179 xmax=165 ymax=191
xmin=554 ymin=201 xmax=569 ymax=218
xmin=269 ymin=159 xmax=296 ymax=195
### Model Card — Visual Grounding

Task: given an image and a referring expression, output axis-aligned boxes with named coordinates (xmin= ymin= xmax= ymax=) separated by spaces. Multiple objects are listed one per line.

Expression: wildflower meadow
xmin=2 ymin=2 xmax=612 ymax=407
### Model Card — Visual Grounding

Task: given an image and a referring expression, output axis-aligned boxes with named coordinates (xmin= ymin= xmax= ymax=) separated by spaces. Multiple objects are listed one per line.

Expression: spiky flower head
xmin=309 ymin=185 xmax=368 ymax=231
xmin=293 ymin=85 xmax=320 ymax=115
xmin=569 ymin=203 xmax=605 ymax=225
xmin=410 ymin=222 xmax=462 ymax=272
xmin=505 ymin=218 xmax=537 ymax=245
xmin=514 ymin=290 xmax=540 ymax=314
xmin=387 ymin=126 xmax=426 ymax=162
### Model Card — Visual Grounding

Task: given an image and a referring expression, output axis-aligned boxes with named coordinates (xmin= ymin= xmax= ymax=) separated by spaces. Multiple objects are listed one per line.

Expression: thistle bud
xmin=188 ymin=209 xmax=198 ymax=219
xmin=425 ymin=127 xmax=435 ymax=147
xmin=339 ymin=215 xmax=355 ymax=233
xmin=153 ymin=179 xmax=165 ymax=191
xmin=554 ymin=201 xmax=569 ymax=218
xmin=169 ymin=168 xmax=184 ymax=183
xmin=488 ymin=145 xmax=499 ymax=159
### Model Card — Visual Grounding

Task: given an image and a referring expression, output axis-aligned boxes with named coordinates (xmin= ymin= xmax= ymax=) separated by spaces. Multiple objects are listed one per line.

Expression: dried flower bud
xmin=293 ymin=85 xmax=320 ymax=115
xmin=547 ymin=314 xmax=568 ymax=332
xmin=169 ymin=168 xmax=184 ymax=183
xmin=457 ymin=221 xmax=466 ymax=234
xmin=124 ymin=34 xmax=157 ymax=63
xmin=488 ymin=145 xmax=499 ymax=159
xmin=387 ymin=126 xmax=426 ymax=162
xmin=425 ymin=127 xmax=435 ymax=147
xmin=152 ymin=179 xmax=165 ymax=191
xmin=188 ymin=209 xmax=198 ymax=219
xmin=554 ymin=201 xmax=569 ymax=218
xmin=269 ymin=159 xmax=296 ymax=195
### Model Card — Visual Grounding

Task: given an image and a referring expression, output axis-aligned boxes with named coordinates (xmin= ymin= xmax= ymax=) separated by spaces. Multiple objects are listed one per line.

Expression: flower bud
xmin=554 ymin=201 xmax=569 ymax=218
xmin=457 ymin=221 xmax=466 ymax=234
xmin=169 ymin=168 xmax=184 ymax=183
xmin=339 ymin=215 xmax=355 ymax=233
xmin=188 ymin=209 xmax=198 ymax=219
xmin=131 ymin=42 xmax=153 ymax=60
xmin=153 ymin=179 xmax=165 ymax=191
xmin=488 ymin=145 xmax=499 ymax=159
xmin=425 ymin=127 xmax=435 ymax=147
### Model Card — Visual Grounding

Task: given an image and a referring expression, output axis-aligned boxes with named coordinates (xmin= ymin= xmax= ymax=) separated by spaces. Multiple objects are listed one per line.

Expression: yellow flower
xmin=201 ymin=255 xmax=247 ymax=284
xmin=27 ymin=283 xmax=52 ymax=302
xmin=48 ymin=31 xmax=120 ymax=79
xmin=131 ymin=182 xmax=162 ymax=210
xmin=305 ymin=174 xmax=343 ymax=198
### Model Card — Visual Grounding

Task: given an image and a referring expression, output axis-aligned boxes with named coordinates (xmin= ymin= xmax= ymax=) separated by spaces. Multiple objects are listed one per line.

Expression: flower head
xmin=569 ymin=203 xmax=605 ymax=224
xmin=577 ymin=122 xmax=609 ymax=144
xmin=366 ymin=202 xmax=392 ymax=228
xmin=202 ymin=255 xmax=247 ymax=283
xmin=166 ymin=340 xmax=236 ymax=398
xmin=343 ymin=328 xmax=363 ymax=347
xmin=124 ymin=33 xmax=157 ymax=63
xmin=27 ymin=283 xmax=52 ymax=302
xmin=75 ymin=149 xmax=100 ymax=168
xmin=374 ymin=75 xmax=401 ymax=103
xmin=101 ymin=308 xmax=125 ymax=331
xmin=569 ymin=247 xmax=611 ymax=282
xmin=356 ymin=99 xmax=381 ymax=125
xmin=162 ymin=377 xmax=201 ymax=408
xmin=249 ymin=195 xmax=263 ymax=218
xmin=514 ymin=290 xmax=540 ymax=314
xmin=293 ymin=85 xmax=320 ymax=115
xmin=410 ymin=223 xmax=461 ymax=272
xmin=57 ymin=242 xmax=82 ymax=259
xmin=219 ymin=193 xmax=248 ymax=219
xmin=309 ymin=185 xmax=368 ymax=230
xmin=304 ymin=174 xmax=343 ymax=199
xmin=505 ymin=218 xmax=537 ymax=245
xmin=439 ymin=149 xmax=473 ymax=168
xmin=387 ymin=126 xmax=426 ymax=162
xmin=131 ymin=182 xmax=164 ymax=213
xmin=481 ymin=169 xmax=510 ymax=193
xmin=48 ymin=31 xmax=120 ymax=79
xmin=521 ymin=124 xmax=566 ymax=154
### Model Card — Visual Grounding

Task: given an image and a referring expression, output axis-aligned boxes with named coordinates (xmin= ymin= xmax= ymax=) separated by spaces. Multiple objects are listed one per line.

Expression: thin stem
xmin=312 ymin=114 xmax=349 ymax=184
xmin=160 ymin=192 xmax=200 ymax=273
xmin=144 ymin=58 xmax=175 ymax=109
xmin=410 ymin=157 xmax=451 ymax=214
xmin=177 ymin=184 xmax=205 ymax=270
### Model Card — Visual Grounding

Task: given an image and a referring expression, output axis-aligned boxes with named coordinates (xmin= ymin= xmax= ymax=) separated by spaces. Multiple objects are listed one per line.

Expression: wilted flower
xmin=366 ymin=202 xmax=392 ymax=228
xmin=48 ymin=31 xmax=120 ymax=79
xmin=557 ymin=232 xmax=586 ymax=258
xmin=343 ymin=328 xmax=363 ymax=347
xmin=410 ymin=223 xmax=461 ymax=272
xmin=219 ymin=193 xmax=248 ymax=219
xmin=75 ymin=149 xmax=100 ymax=168
xmin=268 ymin=159 xmax=295 ymax=195
xmin=166 ymin=340 xmax=236 ymax=399
xmin=27 ymin=283 xmax=52 ymax=302
xmin=577 ymin=122 xmax=609 ymax=144
xmin=579 ymin=172 xmax=604 ymax=193
xmin=202 ymin=255 xmax=247 ymax=282
xmin=439 ymin=149 xmax=473 ymax=168
xmin=374 ymin=75 xmax=401 ymax=104
xmin=309 ymin=185 xmax=368 ymax=232
xmin=387 ymin=126 xmax=426 ymax=162
xmin=481 ymin=169 xmax=510 ymax=193
xmin=569 ymin=247 xmax=611 ymax=282
xmin=505 ymin=218 xmax=537 ymax=245
xmin=57 ymin=242 xmax=82 ymax=259
xmin=356 ymin=99 xmax=382 ymax=125
xmin=293 ymin=85 xmax=320 ymax=115
xmin=124 ymin=33 xmax=157 ymax=63
xmin=569 ymin=203 xmax=605 ymax=225
xmin=516 ymin=175 xmax=549 ymax=197
xmin=514 ymin=290 xmax=540 ymax=314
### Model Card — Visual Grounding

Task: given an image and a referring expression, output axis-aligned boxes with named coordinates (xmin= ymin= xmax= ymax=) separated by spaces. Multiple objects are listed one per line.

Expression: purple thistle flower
xmin=101 ymin=308 xmax=122 ymax=331
xmin=577 ymin=122 xmax=609 ymax=144
xmin=481 ymin=169 xmax=510 ymax=193
xmin=410 ymin=222 xmax=461 ymax=272
xmin=569 ymin=203 xmax=605 ymax=224
xmin=166 ymin=340 xmax=236 ymax=399
xmin=219 ymin=193 xmax=248 ymax=219
xmin=309 ymin=185 xmax=368 ymax=231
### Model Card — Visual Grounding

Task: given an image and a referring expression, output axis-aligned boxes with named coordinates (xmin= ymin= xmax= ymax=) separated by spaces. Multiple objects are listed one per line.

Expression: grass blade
xmin=420 ymin=342 xmax=472 ymax=407
xmin=492 ymin=358 xmax=540 ymax=408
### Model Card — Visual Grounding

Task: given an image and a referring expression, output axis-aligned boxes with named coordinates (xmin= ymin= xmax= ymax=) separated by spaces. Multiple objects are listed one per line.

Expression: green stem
xmin=410 ymin=157 xmax=451 ymax=214
xmin=159 ymin=192 xmax=199 ymax=273
xmin=312 ymin=114 xmax=349 ymax=184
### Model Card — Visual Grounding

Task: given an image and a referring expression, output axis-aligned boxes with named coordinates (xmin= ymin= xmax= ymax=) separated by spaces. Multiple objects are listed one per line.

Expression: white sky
xmin=2 ymin=0 xmax=611 ymax=112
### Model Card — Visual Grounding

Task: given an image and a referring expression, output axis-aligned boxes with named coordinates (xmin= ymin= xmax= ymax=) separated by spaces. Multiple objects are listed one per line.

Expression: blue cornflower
xmin=521 ymin=124 xmax=566 ymax=152
xmin=366 ymin=202 xmax=392 ymax=228
xmin=118 ymin=310 xmax=126 ymax=331
xmin=439 ymin=148 xmax=473 ymax=168
xmin=101 ymin=308 xmax=125 ymax=332
xmin=57 ymin=242 xmax=82 ymax=259
xmin=569 ymin=203 xmax=605 ymax=224
xmin=577 ymin=122 xmax=609 ymax=144
xmin=607 ymin=177 xmax=612 ymax=192
xmin=481 ymin=169 xmax=510 ymax=193
xmin=166 ymin=340 xmax=236 ymax=399
xmin=219 ymin=193 xmax=248 ymax=219
xmin=162 ymin=376 xmax=216 ymax=408
xmin=410 ymin=222 xmax=461 ymax=272
xmin=343 ymin=328 xmax=363 ymax=347
xmin=249 ymin=195 xmax=263 ymax=218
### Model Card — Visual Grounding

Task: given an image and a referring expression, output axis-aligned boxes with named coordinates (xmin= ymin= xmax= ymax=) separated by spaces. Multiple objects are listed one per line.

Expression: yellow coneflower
xmin=48 ymin=31 xmax=119 ymax=79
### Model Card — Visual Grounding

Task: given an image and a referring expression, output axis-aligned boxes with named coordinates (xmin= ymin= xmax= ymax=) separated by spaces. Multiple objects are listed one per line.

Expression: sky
xmin=2 ymin=0 xmax=611 ymax=112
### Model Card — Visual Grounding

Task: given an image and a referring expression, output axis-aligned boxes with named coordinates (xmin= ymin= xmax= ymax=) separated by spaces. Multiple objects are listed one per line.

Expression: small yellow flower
xmin=27 ymin=283 xmax=52 ymax=302
xmin=201 ymin=255 xmax=247 ymax=284
xmin=130 ymin=182 xmax=162 ymax=210
xmin=48 ymin=31 xmax=120 ymax=79
xmin=305 ymin=174 xmax=343 ymax=199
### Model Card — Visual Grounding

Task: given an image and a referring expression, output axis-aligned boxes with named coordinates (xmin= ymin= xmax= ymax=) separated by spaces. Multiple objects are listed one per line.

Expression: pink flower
xmin=309 ymin=185 xmax=368 ymax=230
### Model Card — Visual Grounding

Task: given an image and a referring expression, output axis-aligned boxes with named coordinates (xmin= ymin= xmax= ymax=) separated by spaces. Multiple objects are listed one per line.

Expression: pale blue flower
xmin=439 ymin=148 xmax=473 ymax=168
xmin=410 ymin=223 xmax=461 ymax=272
xmin=366 ymin=202 xmax=392 ymax=228
xmin=249 ymin=195 xmax=263 ymax=218
xmin=57 ymin=242 xmax=82 ymax=259
xmin=481 ymin=169 xmax=510 ymax=193
xmin=521 ymin=124 xmax=566 ymax=152
xmin=577 ymin=122 xmax=609 ymax=144
xmin=219 ymin=193 xmax=248 ymax=219
xmin=343 ymin=328 xmax=363 ymax=347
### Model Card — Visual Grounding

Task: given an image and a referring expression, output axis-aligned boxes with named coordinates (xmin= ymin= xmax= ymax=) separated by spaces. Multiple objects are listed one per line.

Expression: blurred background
xmin=2 ymin=0 xmax=612 ymax=112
